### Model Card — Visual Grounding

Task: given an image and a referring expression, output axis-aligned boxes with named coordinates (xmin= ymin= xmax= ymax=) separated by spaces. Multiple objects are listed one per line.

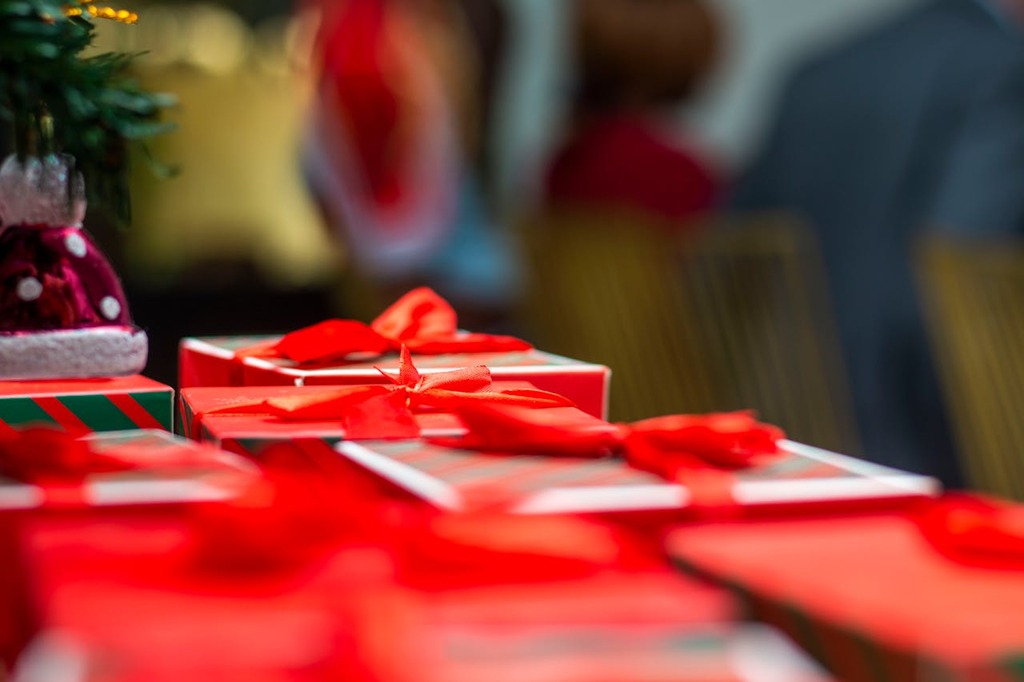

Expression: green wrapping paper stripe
xmin=998 ymin=655 xmax=1024 ymax=681
xmin=0 ymin=392 xmax=171 ymax=433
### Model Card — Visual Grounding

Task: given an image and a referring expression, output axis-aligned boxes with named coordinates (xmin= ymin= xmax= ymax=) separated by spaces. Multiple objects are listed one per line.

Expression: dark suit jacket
xmin=731 ymin=0 xmax=1024 ymax=484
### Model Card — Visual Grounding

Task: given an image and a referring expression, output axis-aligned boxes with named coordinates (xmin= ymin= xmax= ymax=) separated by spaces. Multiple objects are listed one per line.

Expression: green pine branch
xmin=0 ymin=0 xmax=177 ymax=223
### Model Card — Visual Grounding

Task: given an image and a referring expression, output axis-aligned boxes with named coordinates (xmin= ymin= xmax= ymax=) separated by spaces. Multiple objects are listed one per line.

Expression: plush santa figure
xmin=0 ymin=154 xmax=147 ymax=379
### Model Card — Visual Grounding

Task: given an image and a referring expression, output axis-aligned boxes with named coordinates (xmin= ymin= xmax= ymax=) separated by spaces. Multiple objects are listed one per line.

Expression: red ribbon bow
xmin=429 ymin=404 xmax=785 ymax=508
xmin=241 ymin=287 xmax=532 ymax=366
xmin=208 ymin=346 xmax=575 ymax=440
xmin=0 ymin=427 xmax=134 ymax=505
xmin=916 ymin=493 xmax=1024 ymax=570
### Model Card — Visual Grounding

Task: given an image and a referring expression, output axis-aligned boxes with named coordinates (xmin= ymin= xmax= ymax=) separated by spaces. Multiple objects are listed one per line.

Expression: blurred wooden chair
xmin=518 ymin=209 xmax=859 ymax=453
xmin=917 ymin=235 xmax=1024 ymax=499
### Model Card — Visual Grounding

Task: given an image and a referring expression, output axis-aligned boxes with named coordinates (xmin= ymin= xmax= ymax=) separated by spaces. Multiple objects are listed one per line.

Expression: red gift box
xmin=14 ymin=512 xmax=394 ymax=682
xmin=347 ymin=576 xmax=831 ymax=682
xmin=667 ymin=504 xmax=1024 ymax=682
xmin=335 ymin=435 xmax=938 ymax=517
xmin=179 ymin=385 xmax=464 ymax=458
xmin=178 ymin=381 xmax=564 ymax=459
xmin=0 ymin=429 xmax=260 ymax=673
xmin=0 ymin=429 xmax=259 ymax=511
xmin=0 ymin=375 xmax=172 ymax=434
xmin=180 ymin=336 xmax=611 ymax=420
xmin=179 ymin=288 xmax=611 ymax=420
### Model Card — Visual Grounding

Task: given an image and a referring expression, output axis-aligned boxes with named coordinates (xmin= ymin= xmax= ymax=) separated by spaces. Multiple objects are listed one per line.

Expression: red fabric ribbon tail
xmin=428 ymin=403 xmax=624 ymax=455
xmin=342 ymin=391 xmax=421 ymax=440
xmin=405 ymin=333 xmax=533 ymax=355
xmin=260 ymin=385 xmax=396 ymax=421
xmin=916 ymin=493 xmax=1024 ymax=570
xmin=411 ymin=388 xmax=575 ymax=412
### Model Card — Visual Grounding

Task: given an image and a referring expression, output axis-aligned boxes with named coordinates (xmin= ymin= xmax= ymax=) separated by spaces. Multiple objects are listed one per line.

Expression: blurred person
xmin=301 ymin=0 xmax=520 ymax=324
xmin=542 ymin=0 xmax=723 ymax=224
xmin=730 ymin=0 xmax=1024 ymax=485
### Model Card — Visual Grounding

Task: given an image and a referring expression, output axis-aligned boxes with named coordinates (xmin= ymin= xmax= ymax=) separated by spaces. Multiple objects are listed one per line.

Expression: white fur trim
xmin=0 ymin=327 xmax=148 ymax=380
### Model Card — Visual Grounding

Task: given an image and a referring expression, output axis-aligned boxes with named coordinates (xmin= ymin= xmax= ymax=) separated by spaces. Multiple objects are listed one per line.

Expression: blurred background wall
xmin=66 ymin=0 xmax=925 ymax=384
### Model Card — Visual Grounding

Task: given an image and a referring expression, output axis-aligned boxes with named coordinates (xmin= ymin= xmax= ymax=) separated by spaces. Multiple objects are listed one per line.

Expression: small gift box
xmin=335 ymin=405 xmax=938 ymax=516
xmin=178 ymin=349 xmax=575 ymax=459
xmin=667 ymin=495 xmax=1024 ymax=682
xmin=179 ymin=288 xmax=611 ymax=419
xmin=0 ymin=375 xmax=172 ymax=434
xmin=180 ymin=385 xmax=463 ymax=458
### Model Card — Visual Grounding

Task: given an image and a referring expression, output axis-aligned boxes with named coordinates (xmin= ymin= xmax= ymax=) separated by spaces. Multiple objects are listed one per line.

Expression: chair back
xmin=519 ymin=209 xmax=859 ymax=453
xmin=917 ymin=236 xmax=1024 ymax=499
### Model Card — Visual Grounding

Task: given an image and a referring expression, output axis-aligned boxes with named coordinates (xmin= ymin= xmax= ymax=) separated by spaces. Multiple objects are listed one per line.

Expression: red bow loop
xmin=428 ymin=404 xmax=784 ymax=476
xmin=240 ymin=288 xmax=532 ymax=367
xmin=370 ymin=286 xmax=459 ymax=346
xmin=626 ymin=411 xmax=784 ymax=474
xmin=916 ymin=493 xmax=1024 ymax=570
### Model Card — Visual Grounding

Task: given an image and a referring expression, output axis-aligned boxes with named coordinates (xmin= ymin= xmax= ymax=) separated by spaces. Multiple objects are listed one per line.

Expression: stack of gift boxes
xmin=4 ymin=287 xmax=1024 ymax=681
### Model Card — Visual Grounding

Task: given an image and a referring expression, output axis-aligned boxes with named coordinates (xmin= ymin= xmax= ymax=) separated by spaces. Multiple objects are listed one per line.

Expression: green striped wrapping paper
xmin=0 ymin=375 xmax=172 ymax=434
xmin=335 ymin=439 xmax=939 ymax=516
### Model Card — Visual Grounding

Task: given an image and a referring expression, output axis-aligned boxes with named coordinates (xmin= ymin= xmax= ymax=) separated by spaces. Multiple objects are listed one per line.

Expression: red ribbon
xmin=239 ymin=287 xmax=532 ymax=366
xmin=204 ymin=346 xmax=575 ymax=440
xmin=429 ymin=404 xmax=785 ymax=508
xmin=915 ymin=493 xmax=1024 ymax=570
xmin=0 ymin=427 xmax=134 ymax=506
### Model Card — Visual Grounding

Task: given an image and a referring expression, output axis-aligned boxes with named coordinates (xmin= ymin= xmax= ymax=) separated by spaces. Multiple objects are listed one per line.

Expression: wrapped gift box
xmin=348 ymin=577 xmax=830 ymax=682
xmin=336 ymin=438 xmax=938 ymax=516
xmin=0 ymin=430 xmax=260 ymax=672
xmin=0 ymin=375 xmax=172 ymax=434
xmin=179 ymin=383 xmax=551 ymax=459
xmin=0 ymin=429 xmax=259 ymax=510
xmin=667 ymin=509 xmax=1024 ymax=682
xmin=14 ymin=513 xmax=393 ymax=681
xmin=179 ymin=335 xmax=611 ymax=420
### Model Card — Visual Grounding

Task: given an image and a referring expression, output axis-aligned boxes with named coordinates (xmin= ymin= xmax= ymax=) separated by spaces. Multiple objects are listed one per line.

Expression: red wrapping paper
xmin=667 ymin=498 xmax=1024 ymax=682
